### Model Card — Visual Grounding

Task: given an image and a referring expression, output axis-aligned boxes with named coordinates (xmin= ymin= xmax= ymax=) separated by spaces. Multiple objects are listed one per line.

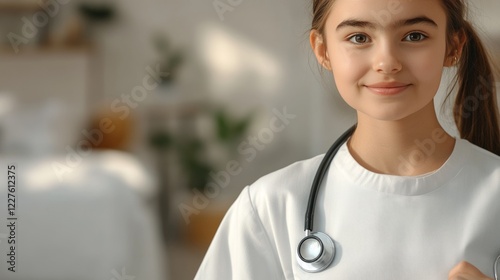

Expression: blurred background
xmin=0 ymin=0 xmax=498 ymax=279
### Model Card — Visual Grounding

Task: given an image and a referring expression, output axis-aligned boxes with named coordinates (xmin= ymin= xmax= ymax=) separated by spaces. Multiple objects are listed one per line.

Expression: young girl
xmin=195 ymin=0 xmax=500 ymax=279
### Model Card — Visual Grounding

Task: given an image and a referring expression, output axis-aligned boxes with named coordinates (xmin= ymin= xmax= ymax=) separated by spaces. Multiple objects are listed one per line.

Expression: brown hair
xmin=311 ymin=0 xmax=500 ymax=156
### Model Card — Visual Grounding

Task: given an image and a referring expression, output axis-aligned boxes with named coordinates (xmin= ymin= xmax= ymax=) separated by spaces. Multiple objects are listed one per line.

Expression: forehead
xmin=326 ymin=0 xmax=447 ymax=30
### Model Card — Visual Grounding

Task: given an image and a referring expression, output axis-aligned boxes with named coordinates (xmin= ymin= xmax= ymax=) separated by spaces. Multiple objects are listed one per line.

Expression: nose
xmin=372 ymin=42 xmax=402 ymax=74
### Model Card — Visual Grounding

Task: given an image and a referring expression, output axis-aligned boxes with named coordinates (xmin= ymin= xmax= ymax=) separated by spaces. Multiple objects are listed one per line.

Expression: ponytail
xmin=449 ymin=21 xmax=500 ymax=155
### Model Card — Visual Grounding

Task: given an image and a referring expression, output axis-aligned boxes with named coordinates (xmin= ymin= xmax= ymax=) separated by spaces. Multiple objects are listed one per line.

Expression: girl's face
xmin=317 ymin=0 xmax=454 ymax=122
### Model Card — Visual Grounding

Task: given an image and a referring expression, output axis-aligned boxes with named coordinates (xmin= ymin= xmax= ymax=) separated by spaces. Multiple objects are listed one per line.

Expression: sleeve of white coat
xmin=194 ymin=186 xmax=285 ymax=280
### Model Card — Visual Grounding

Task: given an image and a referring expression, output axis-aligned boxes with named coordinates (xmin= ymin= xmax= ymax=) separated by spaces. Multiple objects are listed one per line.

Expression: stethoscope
xmin=296 ymin=124 xmax=500 ymax=279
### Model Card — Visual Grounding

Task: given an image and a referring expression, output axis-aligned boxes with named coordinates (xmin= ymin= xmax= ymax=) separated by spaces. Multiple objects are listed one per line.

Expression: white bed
xmin=0 ymin=151 xmax=168 ymax=280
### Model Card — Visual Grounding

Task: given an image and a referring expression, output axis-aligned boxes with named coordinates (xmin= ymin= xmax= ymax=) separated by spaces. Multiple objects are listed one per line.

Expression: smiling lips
xmin=365 ymin=82 xmax=412 ymax=96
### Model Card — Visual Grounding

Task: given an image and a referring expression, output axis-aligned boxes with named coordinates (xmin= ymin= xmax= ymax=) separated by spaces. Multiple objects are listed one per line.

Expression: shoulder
xmin=459 ymin=139 xmax=500 ymax=169
xmin=246 ymin=154 xmax=324 ymax=213
xmin=456 ymin=139 xmax=500 ymax=183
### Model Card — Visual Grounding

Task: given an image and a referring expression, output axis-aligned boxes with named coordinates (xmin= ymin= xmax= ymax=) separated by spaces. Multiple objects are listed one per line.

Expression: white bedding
xmin=0 ymin=151 xmax=168 ymax=280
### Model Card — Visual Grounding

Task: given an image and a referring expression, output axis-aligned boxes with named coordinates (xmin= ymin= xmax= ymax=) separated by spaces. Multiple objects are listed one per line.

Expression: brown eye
xmin=348 ymin=34 xmax=369 ymax=44
xmin=404 ymin=32 xmax=427 ymax=42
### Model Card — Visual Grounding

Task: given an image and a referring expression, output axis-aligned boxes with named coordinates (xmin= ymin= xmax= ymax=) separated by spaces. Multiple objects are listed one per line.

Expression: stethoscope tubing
xmin=494 ymin=253 xmax=500 ymax=280
xmin=304 ymin=124 xmax=357 ymax=231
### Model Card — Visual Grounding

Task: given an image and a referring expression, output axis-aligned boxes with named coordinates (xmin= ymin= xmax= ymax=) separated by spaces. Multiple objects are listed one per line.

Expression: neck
xmin=347 ymin=102 xmax=456 ymax=176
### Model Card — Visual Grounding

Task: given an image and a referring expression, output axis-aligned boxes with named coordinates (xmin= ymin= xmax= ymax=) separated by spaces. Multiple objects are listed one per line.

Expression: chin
xmin=356 ymin=106 xmax=419 ymax=122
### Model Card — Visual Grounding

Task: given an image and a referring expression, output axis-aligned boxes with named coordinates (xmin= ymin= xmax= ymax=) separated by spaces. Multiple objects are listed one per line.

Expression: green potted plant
xmin=149 ymin=107 xmax=253 ymax=192
xmin=152 ymin=33 xmax=185 ymax=86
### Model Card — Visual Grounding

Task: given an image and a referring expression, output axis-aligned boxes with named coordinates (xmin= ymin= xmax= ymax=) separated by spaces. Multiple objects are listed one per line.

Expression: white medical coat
xmin=195 ymin=138 xmax=500 ymax=279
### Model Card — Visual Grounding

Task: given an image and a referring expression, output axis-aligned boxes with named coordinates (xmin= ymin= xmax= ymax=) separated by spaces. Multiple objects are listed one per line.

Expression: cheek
xmin=329 ymin=48 xmax=369 ymax=106
xmin=330 ymin=66 xmax=361 ymax=108
xmin=330 ymin=49 xmax=367 ymax=84
xmin=409 ymin=51 xmax=445 ymax=92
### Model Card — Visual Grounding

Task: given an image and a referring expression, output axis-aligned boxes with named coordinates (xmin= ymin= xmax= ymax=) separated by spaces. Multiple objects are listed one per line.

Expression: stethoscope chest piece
xmin=296 ymin=231 xmax=335 ymax=273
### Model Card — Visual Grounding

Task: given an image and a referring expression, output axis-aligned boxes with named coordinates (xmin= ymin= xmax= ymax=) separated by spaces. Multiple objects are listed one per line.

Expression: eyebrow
xmin=336 ymin=16 xmax=438 ymax=31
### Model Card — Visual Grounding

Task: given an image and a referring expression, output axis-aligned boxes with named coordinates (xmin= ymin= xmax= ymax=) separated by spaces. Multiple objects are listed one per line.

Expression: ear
xmin=444 ymin=31 xmax=466 ymax=67
xmin=310 ymin=29 xmax=331 ymax=71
